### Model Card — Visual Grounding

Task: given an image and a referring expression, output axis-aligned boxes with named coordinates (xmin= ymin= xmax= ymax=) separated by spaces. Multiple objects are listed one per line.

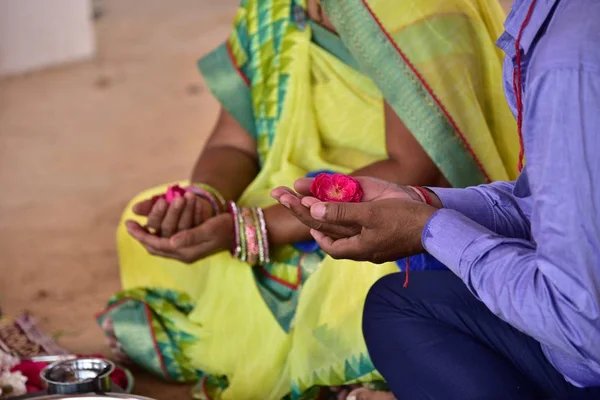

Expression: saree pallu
xmin=97 ymin=1 xmax=518 ymax=399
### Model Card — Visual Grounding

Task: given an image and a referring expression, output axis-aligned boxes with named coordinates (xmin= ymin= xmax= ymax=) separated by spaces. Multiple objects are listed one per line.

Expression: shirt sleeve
xmin=429 ymin=182 xmax=531 ymax=239
xmin=423 ymin=68 xmax=600 ymax=370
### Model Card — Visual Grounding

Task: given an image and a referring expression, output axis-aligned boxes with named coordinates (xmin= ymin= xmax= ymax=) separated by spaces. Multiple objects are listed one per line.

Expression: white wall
xmin=0 ymin=0 xmax=95 ymax=76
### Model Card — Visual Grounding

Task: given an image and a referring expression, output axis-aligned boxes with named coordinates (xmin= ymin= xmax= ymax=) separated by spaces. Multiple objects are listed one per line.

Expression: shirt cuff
xmin=421 ymin=208 xmax=492 ymax=278
xmin=428 ymin=187 xmax=494 ymax=229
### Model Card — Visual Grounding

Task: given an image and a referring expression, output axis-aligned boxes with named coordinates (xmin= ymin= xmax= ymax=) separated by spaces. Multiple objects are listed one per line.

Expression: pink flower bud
xmin=154 ymin=185 xmax=187 ymax=205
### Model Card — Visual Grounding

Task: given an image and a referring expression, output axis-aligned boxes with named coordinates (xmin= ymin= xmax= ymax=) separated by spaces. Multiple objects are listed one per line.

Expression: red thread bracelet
xmin=413 ymin=186 xmax=432 ymax=206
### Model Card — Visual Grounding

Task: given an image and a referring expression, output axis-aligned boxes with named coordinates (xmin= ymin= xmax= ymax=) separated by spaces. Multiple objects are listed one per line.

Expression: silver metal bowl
xmin=40 ymin=358 xmax=115 ymax=395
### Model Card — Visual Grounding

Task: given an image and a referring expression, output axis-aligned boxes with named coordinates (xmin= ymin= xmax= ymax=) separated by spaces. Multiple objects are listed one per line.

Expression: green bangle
xmin=191 ymin=183 xmax=227 ymax=212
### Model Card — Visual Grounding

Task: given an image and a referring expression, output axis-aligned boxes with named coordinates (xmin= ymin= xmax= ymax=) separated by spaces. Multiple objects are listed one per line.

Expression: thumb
xmin=170 ymin=224 xmax=208 ymax=249
xmin=294 ymin=178 xmax=314 ymax=196
xmin=310 ymin=202 xmax=369 ymax=225
xmin=170 ymin=213 xmax=228 ymax=248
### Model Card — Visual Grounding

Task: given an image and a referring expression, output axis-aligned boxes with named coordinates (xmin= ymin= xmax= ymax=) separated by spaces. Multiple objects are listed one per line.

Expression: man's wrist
xmin=409 ymin=186 xmax=443 ymax=209
xmin=413 ymin=202 xmax=438 ymax=255
xmin=423 ymin=187 xmax=443 ymax=209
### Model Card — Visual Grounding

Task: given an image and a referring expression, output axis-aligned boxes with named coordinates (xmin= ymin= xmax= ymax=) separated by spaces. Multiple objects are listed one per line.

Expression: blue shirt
xmin=423 ymin=0 xmax=600 ymax=387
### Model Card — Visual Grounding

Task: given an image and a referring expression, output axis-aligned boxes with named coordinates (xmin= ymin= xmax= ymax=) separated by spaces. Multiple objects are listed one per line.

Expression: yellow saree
xmin=98 ymin=1 xmax=518 ymax=399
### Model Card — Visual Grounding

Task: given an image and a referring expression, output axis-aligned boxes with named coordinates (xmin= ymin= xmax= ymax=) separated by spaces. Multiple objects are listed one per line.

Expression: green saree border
xmin=197 ymin=42 xmax=257 ymax=139
xmin=97 ymin=288 xmax=200 ymax=383
xmin=322 ymin=0 xmax=490 ymax=187
xmin=309 ymin=20 xmax=361 ymax=72
xmin=97 ymin=298 xmax=169 ymax=379
xmin=291 ymin=351 xmax=381 ymax=399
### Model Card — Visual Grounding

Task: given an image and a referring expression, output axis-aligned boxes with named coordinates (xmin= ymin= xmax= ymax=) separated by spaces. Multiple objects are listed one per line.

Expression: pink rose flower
xmin=310 ymin=173 xmax=364 ymax=203
xmin=153 ymin=185 xmax=187 ymax=205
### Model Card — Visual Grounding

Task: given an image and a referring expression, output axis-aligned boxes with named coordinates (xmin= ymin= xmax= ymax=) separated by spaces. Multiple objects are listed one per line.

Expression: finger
xmin=170 ymin=217 xmax=218 ymax=248
xmin=294 ymin=178 xmax=314 ymax=196
xmin=310 ymin=202 xmax=372 ymax=226
xmin=160 ymin=196 xmax=185 ymax=237
xmin=337 ymin=389 xmax=349 ymax=400
xmin=177 ymin=192 xmax=196 ymax=231
xmin=143 ymin=244 xmax=177 ymax=259
xmin=132 ymin=198 xmax=158 ymax=216
xmin=311 ymin=229 xmax=364 ymax=260
xmin=146 ymin=198 xmax=168 ymax=233
xmin=271 ymin=186 xmax=302 ymax=204
xmin=126 ymin=221 xmax=174 ymax=252
xmin=270 ymin=186 xmax=290 ymax=200
xmin=193 ymin=196 xmax=204 ymax=226
xmin=125 ymin=220 xmax=149 ymax=238
xmin=347 ymin=388 xmax=374 ymax=400
xmin=281 ymin=194 xmax=360 ymax=237
xmin=197 ymin=197 xmax=215 ymax=222
xmin=125 ymin=221 xmax=168 ymax=248
xmin=300 ymin=196 xmax=320 ymax=207
xmin=278 ymin=192 xmax=306 ymax=209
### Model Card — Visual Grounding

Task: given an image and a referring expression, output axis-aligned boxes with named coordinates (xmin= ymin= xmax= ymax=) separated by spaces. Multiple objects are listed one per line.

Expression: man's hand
xmin=294 ymin=176 xmax=421 ymax=202
xmin=125 ymin=213 xmax=234 ymax=264
xmin=271 ymin=176 xmax=439 ymax=263
xmin=271 ymin=176 xmax=423 ymax=239
xmin=131 ymin=191 xmax=214 ymax=238
xmin=303 ymin=198 xmax=436 ymax=263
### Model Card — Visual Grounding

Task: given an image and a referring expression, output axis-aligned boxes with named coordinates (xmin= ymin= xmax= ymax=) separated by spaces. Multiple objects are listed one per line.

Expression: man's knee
xmin=362 ymin=273 xmax=409 ymax=342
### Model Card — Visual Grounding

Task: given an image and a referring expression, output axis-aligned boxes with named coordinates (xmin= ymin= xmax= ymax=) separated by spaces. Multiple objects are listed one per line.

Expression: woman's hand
xmin=131 ymin=191 xmax=214 ymax=238
xmin=125 ymin=213 xmax=234 ymax=264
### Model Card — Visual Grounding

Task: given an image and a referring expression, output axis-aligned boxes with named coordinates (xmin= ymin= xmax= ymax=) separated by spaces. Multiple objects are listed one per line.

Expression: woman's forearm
xmin=191 ymin=145 xmax=258 ymax=201
xmin=189 ymin=108 xmax=259 ymax=201
xmin=352 ymin=158 xmax=449 ymax=187
xmin=264 ymin=204 xmax=312 ymax=246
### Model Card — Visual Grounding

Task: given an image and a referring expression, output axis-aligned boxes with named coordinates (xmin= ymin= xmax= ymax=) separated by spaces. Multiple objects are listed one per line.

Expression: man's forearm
xmin=428 ymin=182 xmax=531 ymax=240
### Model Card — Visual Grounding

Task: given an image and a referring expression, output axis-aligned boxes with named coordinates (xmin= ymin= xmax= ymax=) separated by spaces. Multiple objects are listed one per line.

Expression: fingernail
xmin=281 ymin=201 xmax=290 ymax=209
xmin=347 ymin=396 xmax=356 ymax=400
xmin=312 ymin=203 xmax=326 ymax=218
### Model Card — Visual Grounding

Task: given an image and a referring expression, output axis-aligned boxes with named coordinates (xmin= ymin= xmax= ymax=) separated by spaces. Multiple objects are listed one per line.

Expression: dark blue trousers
xmin=362 ymin=271 xmax=600 ymax=400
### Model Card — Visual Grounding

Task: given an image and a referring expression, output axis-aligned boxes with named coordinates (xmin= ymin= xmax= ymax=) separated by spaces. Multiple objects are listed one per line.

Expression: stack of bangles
xmin=187 ymin=184 xmax=270 ymax=266
xmin=227 ymin=201 xmax=270 ymax=266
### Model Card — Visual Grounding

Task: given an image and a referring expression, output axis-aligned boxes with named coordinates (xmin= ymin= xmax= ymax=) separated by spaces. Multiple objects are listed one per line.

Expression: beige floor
xmin=0 ymin=1 xmax=512 ymax=399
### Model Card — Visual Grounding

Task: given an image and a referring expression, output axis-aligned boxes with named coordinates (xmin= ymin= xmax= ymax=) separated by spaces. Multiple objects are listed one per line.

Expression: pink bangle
xmin=185 ymin=186 xmax=221 ymax=216
xmin=241 ymin=207 xmax=259 ymax=265
xmin=227 ymin=201 xmax=242 ymax=259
